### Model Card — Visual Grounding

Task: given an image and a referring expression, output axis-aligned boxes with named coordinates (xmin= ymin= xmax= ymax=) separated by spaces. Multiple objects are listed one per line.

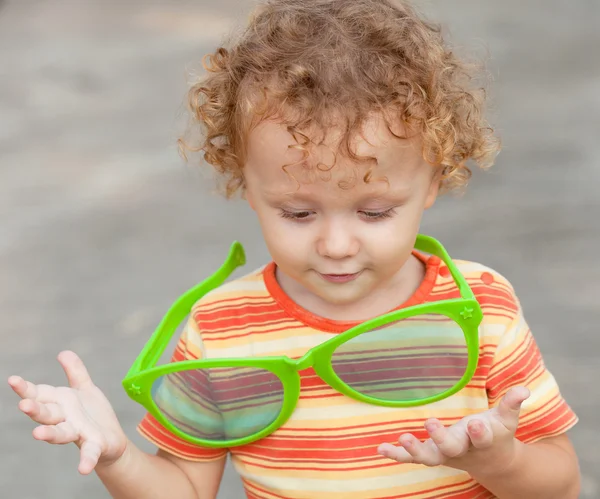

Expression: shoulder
xmin=446 ymin=259 xmax=522 ymax=321
xmin=173 ymin=267 xmax=271 ymax=360
xmin=451 ymin=258 xmax=514 ymax=287
xmin=193 ymin=265 xmax=269 ymax=309
xmin=187 ymin=264 xmax=281 ymax=334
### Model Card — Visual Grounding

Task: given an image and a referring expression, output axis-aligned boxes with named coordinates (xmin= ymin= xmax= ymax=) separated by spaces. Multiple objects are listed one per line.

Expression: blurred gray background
xmin=1 ymin=0 xmax=598 ymax=498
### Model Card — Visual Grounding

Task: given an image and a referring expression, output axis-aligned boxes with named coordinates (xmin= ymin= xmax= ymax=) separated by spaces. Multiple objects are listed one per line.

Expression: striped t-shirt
xmin=138 ymin=252 xmax=577 ymax=499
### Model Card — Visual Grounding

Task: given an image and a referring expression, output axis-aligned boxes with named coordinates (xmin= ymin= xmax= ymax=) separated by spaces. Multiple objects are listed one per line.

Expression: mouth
xmin=317 ymin=271 xmax=363 ymax=283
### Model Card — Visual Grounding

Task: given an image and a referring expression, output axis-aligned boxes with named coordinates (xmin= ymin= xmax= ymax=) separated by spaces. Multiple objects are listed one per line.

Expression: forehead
xmin=244 ymin=114 xmax=426 ymax=196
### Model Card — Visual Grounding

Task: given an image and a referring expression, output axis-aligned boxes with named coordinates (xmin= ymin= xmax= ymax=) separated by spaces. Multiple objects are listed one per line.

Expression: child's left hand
xmin=378 ymin=386 xmax=531 ymax=476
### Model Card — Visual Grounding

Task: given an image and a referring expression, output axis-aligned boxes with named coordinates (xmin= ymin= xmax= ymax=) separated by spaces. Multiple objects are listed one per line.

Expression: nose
xmin=316 ymin=218 xmax=359 ymax=260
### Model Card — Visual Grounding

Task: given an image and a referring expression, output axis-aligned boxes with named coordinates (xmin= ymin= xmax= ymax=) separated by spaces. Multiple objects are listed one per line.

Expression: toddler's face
xmin=244 ymin=115 xmax=440 ymax=315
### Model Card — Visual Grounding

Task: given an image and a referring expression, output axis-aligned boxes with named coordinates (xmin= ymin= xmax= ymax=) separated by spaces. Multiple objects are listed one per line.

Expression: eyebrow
xmin=262 ymin=190 xmax=315 ymax=203
xmin=262 ymin=188 xmax=411 ymax=205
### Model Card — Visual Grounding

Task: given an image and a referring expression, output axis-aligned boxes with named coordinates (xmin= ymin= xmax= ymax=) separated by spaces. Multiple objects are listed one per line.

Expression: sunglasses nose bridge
xmin=295 ymin=350 xmax=315 ymax=371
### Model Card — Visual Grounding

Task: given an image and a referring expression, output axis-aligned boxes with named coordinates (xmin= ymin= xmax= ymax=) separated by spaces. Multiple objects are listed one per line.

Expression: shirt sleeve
xmin=137 ymin=310 xmax=228 ymax=462
xmin=485 ymin=290 xmax=578 ymax=444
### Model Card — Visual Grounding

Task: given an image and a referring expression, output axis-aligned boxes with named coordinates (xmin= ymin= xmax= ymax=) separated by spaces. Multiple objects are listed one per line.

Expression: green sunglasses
xmin=123 ymin=234 xmax=482 ymax=449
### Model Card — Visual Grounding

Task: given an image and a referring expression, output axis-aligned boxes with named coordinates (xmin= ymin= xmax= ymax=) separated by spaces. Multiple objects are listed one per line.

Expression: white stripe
xmin=204 ymin=273 xmax=267 ymax=297
xmin=453 ymin=260 xmax=499 ymax=274
xmin=209 ymin=332 xmax=335 ymax=358
xmin=522 ymin=376 xmax=559 ymax=410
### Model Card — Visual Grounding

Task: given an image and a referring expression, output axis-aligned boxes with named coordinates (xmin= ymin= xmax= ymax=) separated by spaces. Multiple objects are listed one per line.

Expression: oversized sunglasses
xmin=123 ymin=234 xmax=481 ymax=448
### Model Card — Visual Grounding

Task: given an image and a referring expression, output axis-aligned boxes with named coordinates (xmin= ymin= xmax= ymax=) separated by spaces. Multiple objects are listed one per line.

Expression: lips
xmin=318 ymin=271 xmax=363 ymax=283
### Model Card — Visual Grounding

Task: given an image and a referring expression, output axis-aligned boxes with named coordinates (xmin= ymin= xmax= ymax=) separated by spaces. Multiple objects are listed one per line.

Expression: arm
xmin=471 ymin=434 xmax=580 ymax=499
xmin=96 ymin=446 xmax=225 ymax=499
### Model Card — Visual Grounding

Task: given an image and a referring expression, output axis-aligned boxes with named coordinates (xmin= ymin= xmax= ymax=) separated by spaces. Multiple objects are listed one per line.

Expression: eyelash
xmin=360 ymin=209 xmax=395 ymax=220
xmin=279 ymin=208 xmax=396 ymax=221
xmin=279 ymin=210 xmax=313 ymax=220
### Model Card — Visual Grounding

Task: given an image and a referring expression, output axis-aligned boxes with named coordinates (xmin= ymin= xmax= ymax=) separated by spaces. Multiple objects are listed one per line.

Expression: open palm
xmin=378 ymin=386 xmax=530 ymax=473
xmin=8 ymin=350 xmax=128 ymax=475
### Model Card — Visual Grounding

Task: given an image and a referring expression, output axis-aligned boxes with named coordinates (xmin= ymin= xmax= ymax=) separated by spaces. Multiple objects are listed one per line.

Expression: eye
xmin=279 ymin=209 xmax=314 ymax=220
xmin=359 ymin=208 xmax=396 ymax=220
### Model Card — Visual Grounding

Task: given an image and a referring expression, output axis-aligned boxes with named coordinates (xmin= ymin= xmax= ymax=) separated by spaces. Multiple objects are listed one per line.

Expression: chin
xmin=314 ymin=288 xmax=369 ymax=307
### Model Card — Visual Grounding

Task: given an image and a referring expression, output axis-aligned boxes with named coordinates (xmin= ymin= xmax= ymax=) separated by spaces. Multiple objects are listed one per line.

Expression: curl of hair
xmin=179 ymin=0 xmax=500 ymax=197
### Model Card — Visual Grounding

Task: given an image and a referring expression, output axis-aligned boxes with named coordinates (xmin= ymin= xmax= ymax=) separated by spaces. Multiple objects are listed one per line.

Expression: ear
xmin=424 ymin=167 xmax=442 ymax=209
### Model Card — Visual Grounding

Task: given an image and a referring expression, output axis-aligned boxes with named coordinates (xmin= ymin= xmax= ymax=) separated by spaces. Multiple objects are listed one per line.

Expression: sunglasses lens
xmin=331 ymin=313 xmax=469 ymax=402
xmin=151 ymin=366 xmax=285 ymax=442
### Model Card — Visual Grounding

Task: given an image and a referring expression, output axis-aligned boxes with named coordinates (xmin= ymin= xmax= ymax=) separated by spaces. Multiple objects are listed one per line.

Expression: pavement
xmin=0 ymin=0 xmax=598 ymax=498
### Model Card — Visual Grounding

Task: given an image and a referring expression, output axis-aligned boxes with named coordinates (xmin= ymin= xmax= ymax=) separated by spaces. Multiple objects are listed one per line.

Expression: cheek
xmin=265 ymin=233 xmax=311 ymax=274
xmin=255 ymin=210 xmax=311 ymax=263
xmin=362 ymin=213 xmax=421 ymax=264
xmin=367 ymin=237 xmax=413 ymax=269
xmin=257 ymin=211 xmax=296 ymax=242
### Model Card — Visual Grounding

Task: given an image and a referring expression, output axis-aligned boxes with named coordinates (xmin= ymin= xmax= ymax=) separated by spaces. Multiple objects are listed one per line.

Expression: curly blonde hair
xmin=180 ymin=0 xmax=500 ymax=197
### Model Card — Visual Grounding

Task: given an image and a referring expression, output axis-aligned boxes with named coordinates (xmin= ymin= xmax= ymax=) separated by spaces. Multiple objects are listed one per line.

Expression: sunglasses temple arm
xmin=415 ymin=235 xmax=475 ymax=300
xmin=126 ymin=242 xmax=246 ymax=376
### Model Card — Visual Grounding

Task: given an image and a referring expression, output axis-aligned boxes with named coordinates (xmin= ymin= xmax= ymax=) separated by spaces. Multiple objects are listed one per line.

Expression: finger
xmin=18 ymin=399 xmax=65 ymax=425
xmin=377 ymin=442 xmax=414 ymax=463
xmin=79 ymin=440 xmax=102 ymax=475
xmin=496 ymin=386 xmax=530 ymax=426
xmin=425 ymin=419 xmax=469 ymax=458
xmin=466 ymin=418 xmax=494 ymax=449
xmin=33 ymin=421 xmax=79 ymax=445
xmin=57 ymin=351 xmax=93 ymax=390
xmin=396 ymin=433 xmax=445 ymax=466
xmin=8 ymin=376 xmax=56 ymax=403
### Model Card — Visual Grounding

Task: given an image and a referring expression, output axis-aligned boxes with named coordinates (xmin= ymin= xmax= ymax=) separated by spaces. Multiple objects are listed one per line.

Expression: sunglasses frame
xmin=123 ymin=235 xmax=482 ymax=448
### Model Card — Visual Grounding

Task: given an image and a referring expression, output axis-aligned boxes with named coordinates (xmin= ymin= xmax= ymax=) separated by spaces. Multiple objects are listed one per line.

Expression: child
xmin=9 ymin=0 xmax=580 ymax=498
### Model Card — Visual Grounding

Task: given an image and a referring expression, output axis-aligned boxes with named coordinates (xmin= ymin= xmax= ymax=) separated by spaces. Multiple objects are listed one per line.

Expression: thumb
xmin=57 ymin=351 xmax=94 ymax=390
xmin=496 ymin=386 xmax=530 ymax=428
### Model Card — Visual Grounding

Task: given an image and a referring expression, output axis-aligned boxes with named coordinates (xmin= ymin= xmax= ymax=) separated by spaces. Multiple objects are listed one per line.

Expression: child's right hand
xmin=8 ymin=350 xmax=128 ymax=475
